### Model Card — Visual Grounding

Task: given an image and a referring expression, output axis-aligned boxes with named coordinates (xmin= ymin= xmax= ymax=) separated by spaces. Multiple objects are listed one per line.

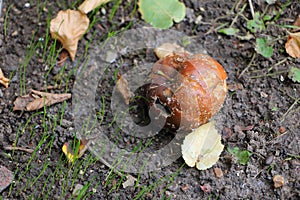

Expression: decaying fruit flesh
xmin=130 ymin=53 xmax=227 ymax=131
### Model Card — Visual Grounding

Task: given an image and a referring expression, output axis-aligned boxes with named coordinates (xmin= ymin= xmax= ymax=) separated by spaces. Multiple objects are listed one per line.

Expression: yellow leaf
xmin=181 ymin=121 xmax=224 ymax=170
xmin=62 ymin=138 xmax=90 ymax=163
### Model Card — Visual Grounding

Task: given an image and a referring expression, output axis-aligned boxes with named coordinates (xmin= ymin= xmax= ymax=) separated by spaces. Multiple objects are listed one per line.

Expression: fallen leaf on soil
xmin=0 ymin=165 xmax=13 ymax=193
xmin=285 ymin=32 xmax=300 ymax=58
xmin=288 ymin=67 xmax=300 ymax=83
xmin=50 ymin=9 xmax=90 ymax=61
xmin=154 ymin=43 xmax=187 ymax=59
xmin=13 ymin=90 xmax=71 ymax=111
xmin=62 ymin=137 xmax=92 ymax=163
xmin=116 ymin=74 xmax=133 ymax=105
xmin=0 ymin=68 xmax=9 ymax=88
xmin=78 ymin=0 xmax=111 ymax=14
xmin=181 ymin=121 xmax=224 ymax=170
xmin=273 ymin=175 xmax=284 ymax=188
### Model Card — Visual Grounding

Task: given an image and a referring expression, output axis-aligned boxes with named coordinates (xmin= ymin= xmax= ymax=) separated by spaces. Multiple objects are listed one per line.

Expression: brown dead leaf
xmin=285 ymin=32 xmax=300 ymax=58
xmin=116 ymin=74 xmax=133 ymax=105
xmin=13 ymin=90 xmax=71 ymax=111
xmin=79 ymin=0 xmax=111 ymax=14
xmin=50 ymin=9 xmax=89 ymax=61
xmin=0 ymin=68 xmax=10 ymax=88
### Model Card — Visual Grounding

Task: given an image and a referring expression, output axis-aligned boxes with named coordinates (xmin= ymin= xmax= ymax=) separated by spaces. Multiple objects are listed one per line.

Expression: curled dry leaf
xmin=79 ymin=0 xmax=111 ymax=14
xmin=285 ymin=32 xmax=300 ymax=59
xmin=181 ymin=121 xmax=224 ymax=170
xmin=50 ymin=9 xmax=90 ymax=61
xmin=13 ymin=90 xmax=71 ymax=111
xmin=116 ymin=74 xmax=133 ymax=105
xmin=0 ymin=68 xmax=9 ymax=88
xmin=154 ymin=43 xmax=188 ymax=59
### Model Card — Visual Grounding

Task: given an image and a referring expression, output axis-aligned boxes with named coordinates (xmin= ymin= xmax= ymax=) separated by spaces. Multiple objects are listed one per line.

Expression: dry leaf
xmin=285 ymin=32 xmax=300 ymax=58
xmin=13 ymin=90 xmax=71 ymax=111
xmin=79 ymin=0 xmax=111 ymax=14
xmin=273 ymin=175 xmax=284 ymax=188
xmin=181 ymin=121 xmax=224 ymax=170
xmin=154 ymin=43 xmax=188 ymax=59
xmin=50 ymin=9 xmax=90 ymax=61
xmin=116 ymin=74 xmax=133 ymax=105
xmin=0 ymin=68 xmax=10 ymax=88
xmin=62 ymin=137 xmax=91 ymax=163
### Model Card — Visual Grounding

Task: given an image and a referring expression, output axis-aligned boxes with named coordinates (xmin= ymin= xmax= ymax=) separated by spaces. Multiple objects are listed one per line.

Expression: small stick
xmin=248 ymin=0 xmax=255 ymax=19
xmin=281 ymin=98 xmax=300 ymax=122
xmin=4 ymin=146 xmax=34 ymax=153
xmin=238 ymin=53 xmax=256 ymax=78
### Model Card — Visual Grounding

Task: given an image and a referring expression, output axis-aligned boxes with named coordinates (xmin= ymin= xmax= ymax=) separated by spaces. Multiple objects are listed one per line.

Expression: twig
xmin=238 ymin=53 xmax=256 ymax=78
xmin=268 ymin=58 xmax=288 ymax=72
xmin=248 ymin=0 xmax=255 ymax=19
xmin=281 ymin=98 xmax=300 ymax=122
xmin=4 ymin=146 xmax=34 ymax=153
xmin=249 ymin=70 xmax=289 ymax=79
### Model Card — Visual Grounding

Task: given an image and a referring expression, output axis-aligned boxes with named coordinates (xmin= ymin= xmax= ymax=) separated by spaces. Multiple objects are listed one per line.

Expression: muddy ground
xmin=0 ymin=0 xmax=299 ymax=199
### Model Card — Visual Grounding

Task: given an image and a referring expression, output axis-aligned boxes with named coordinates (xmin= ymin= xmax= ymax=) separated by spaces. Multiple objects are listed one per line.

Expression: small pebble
xmin=222 ymin=127 xmax=232 ymax=139
xmin=213 ymin=167 xmax=223 ymax=178
xmin=195 ymin=15 xmax=203 ymax=24
xmin=0 ymin=166 xmax=14 ymax=193
xmin=200 ymin=184 xmax=211 ymax=193
xmin=273 ymin=175 xmax=284 ymax=188
xmin=24 ymin=3 xmax=30 ymax=8
xmin=11 ymin=30 xmax=18 ymax=36
xmin=279 ymin=126 xmax=286 ymax=134
xmin=72 ymin=184 xmax=83 ymax=196
xmin=180 ymin=184 xmax=189 ymax=192
xmin=265 ymin=155 xmax=274 ymax=165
